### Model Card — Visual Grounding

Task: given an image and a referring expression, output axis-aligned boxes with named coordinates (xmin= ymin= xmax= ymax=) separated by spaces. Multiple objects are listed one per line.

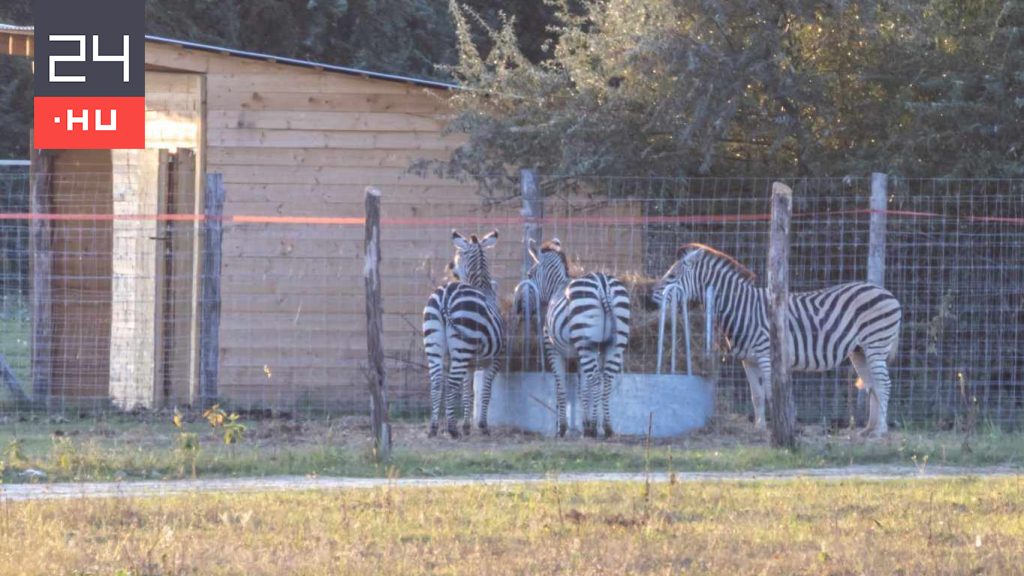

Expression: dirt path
xmin=3 ymin=465 xmax=1019 ymax=502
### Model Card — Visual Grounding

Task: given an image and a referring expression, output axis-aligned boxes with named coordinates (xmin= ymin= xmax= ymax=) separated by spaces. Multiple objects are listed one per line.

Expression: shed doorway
xmin=109 ymin=148 xmax=200 ymax=410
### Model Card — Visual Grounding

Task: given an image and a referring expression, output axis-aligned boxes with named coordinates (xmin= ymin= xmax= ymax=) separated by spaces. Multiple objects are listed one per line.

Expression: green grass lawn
xmin=0 ymin=414 xmax=1020 ymax=484
xmin=2 ymin=477 xmax=1022 ymax=574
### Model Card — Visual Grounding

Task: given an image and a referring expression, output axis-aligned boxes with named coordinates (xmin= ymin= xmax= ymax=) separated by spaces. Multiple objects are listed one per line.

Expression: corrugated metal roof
xmin=146 ymin=35 xmax=457 ymax=90
xmin=0 ymin=23 xmax=33 ymax=32
xmin=0 ymin=23 xmax=457 ymax=90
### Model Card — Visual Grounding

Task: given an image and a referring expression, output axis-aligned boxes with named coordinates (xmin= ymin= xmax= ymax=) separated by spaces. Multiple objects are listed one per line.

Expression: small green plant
xmin=173 ymin=408 xmax=200 ymax=478
xmin=911 ymin=453 xmax=929 ymax=474
xmin=3 ymin=438 xmax=25 ymax=468
xmin=176 ymin=432 xmax=200 ymax=479
xmin=50 ymin=436 xmax=79 ymax=475
xmin=203 ymin=404 xmax=247 ymax=445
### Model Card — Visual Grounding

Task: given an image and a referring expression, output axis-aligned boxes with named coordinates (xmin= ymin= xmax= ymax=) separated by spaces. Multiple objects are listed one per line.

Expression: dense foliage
xmin=440 ymin=0 xmax=1024 ymax=179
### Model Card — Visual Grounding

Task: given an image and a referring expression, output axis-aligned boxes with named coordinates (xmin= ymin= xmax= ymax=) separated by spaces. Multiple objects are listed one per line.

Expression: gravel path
xmin=2 ymin=465 xmax=1020 ymax=502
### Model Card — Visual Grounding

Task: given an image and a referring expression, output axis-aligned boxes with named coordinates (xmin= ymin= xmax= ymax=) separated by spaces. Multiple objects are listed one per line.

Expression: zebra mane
xmin=677 ymin=243 xmax=758 ymax=281
xmin=539 ymin=240 xmax=569 ymax=271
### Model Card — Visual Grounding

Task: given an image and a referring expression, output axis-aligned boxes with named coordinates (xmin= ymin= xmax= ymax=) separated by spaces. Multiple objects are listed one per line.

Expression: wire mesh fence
xmin=0 ymin=168 xmax=1021 ymax=431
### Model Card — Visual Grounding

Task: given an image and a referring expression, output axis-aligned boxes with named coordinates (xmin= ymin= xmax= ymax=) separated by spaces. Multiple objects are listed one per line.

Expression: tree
xmin=434 ymin=0 xmax=1024 ymax=183
xmin=0 ymin=0 xmax=32 ymax=159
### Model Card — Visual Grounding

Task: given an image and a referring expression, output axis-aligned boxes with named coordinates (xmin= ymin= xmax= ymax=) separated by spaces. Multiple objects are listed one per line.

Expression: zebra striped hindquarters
xmin=528 ymin=239 xmax=631 ymax=438
xmin=653 ymin=243 xmax=902 ymax=438
xmin=423 ymin=230 xmax=505 ymax=438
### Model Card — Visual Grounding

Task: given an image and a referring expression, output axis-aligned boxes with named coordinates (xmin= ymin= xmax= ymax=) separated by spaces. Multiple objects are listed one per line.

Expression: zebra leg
xmin=545 ymin=343 xmax=570 ymax=437
xmin=849 ymin=349 xmax=879 ymax=436
xmin=427 ymin=355 xmax=445 ymax=438
xmin=601 ymin=346 xmax=625 ymax=438
xmin=741 ymin=359 xmax=767 ymax=429
xmin=445 ymin=359 xmax=469 ymax=438
xmin=865 ymin=353 xmax=893 ymax=438
xmin=578 ymin=347 xmax=602 ymax=438
xmin=478 ymin=357 xmax=502 ymax=436
xmin=461 ymin=367 xmax=474 ymax=437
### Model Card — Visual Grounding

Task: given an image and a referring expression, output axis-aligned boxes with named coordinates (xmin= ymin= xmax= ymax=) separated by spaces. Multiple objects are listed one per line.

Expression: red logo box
xmin=34 ymin=96 xmax=145 ymax=149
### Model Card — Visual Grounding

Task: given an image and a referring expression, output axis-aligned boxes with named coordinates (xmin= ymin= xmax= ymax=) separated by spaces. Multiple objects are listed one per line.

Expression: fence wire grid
xmin=0 ymin=168 xmax=1022 ymax=431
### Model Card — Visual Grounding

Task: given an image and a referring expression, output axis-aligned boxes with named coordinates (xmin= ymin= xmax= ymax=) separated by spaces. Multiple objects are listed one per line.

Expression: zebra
xmin=422 ymin=230 xmax=505 ymax=438
xmin=652 ymin=243 xmax=902 ymax=437
xmin=527 ymin=239 xmax=630 ymax=438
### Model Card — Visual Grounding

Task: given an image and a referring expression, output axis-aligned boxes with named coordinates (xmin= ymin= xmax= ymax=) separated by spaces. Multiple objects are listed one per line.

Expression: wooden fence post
xmin=198 ymin=173 xmax=224 ymax=409
xmin=364 ymin=187 xmax=391 ymax=461
xmin=851 ymin=172 xmax=889 ymax=425
xmin=29 ymin=140 xmax=52 ymax=406
xmin=868 ymin=173 xmax=888 ymax=286
xmin=768 ymin=182 xmax=797 ymax=449
xmin=0 ymin=355 xmax=29 ymax=406
xmin=520 ymin=169 xmax=542 ymax=278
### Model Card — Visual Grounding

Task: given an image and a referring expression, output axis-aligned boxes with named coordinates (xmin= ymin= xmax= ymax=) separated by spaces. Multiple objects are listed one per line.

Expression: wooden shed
xmin=2 ymin=26 xmax=644 ymax=413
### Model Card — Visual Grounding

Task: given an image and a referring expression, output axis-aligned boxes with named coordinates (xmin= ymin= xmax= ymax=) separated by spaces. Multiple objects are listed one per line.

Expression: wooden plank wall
xmin=48 ymin=150 xmax=113 ymax=401
xmin=146 ymin=72 xmax=203 ymax=152
xmin=0 ymin=31 xmax=33 ymax=58
xmin=145 ymin=43 xmax=645 ymax=412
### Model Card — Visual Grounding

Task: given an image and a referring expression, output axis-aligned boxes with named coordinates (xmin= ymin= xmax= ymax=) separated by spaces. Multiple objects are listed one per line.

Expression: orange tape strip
xmin=0 ymin=210 xmax=1019 ymax=225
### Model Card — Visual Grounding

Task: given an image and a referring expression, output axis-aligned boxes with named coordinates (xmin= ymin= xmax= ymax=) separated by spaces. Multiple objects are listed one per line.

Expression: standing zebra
xmin=527 ymin=239 xmax=630 ymax=438
xmin=423 ymin=230 xmax=504 ymax=438
xmin=652 ymin=243 xmax=902 ymax=437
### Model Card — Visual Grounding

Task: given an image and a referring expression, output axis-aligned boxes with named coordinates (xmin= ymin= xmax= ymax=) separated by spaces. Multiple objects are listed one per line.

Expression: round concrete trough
xmin=473 ymin=371 xmax=714 ymax=438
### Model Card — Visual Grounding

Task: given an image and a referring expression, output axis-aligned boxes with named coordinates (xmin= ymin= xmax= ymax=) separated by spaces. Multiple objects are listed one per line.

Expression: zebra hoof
xmin=447 ymin=424 xmax=461 ymax=439
xmin=603 ymin=424 xmax=614 ymax=439
xmin=462 ymin=422 xmax=472 ymax=437
xmin=558 ymin=423 xmax=568 ymax=438
xmin=428 ymin=423 xmax=439 ymax=438
xmin=583 ymin=424 xmax=598 ymax=438
xmin=478 ymin=423 xmax=491 ymax=436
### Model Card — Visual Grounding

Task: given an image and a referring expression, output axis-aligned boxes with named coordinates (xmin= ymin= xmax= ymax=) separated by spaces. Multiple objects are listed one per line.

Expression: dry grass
xmin=2 ymin=476 xmax=1023 ymax=575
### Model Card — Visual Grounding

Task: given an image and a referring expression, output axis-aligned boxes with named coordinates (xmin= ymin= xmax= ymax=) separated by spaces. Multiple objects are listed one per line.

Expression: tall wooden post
xmin=198 ymin=173 xmax=224 ymax=409
xmin=364 ymin=187 xmax=391 ymax=461
xmin=853 ymin=172 xmax=889 ymax=426
xmin=868 ymin=173 xmax=887 ymax=286
xmin=520 ymin=169 xmax=542 ymax=278
xmin=28 ymin=139 xmax=53 ymax=405
xmin=768 ymin=182 xmax=796 ymax=449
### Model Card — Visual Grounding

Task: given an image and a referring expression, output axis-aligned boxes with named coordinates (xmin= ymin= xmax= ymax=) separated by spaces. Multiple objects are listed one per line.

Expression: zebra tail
xmin=600 ymin=289 xmax=617 ymax=344
xmin=887 ymin=329 xmax=900 ymax=365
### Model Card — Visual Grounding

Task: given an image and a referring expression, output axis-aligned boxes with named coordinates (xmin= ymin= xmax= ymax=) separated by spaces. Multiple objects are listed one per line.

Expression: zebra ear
xmin=479 ymin=229 xmax=499 ymax=249
xmin=451 ymin=230 xmax=471 ymax=251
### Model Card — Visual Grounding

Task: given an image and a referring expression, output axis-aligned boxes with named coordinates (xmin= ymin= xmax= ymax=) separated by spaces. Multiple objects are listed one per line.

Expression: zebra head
xmin=652 ymin=245 xmax=706 ymax=307
xmin=526 ymin=238 xmax=570 ymax=306
xmin=451 ymin=229 xmax=498 ymax=294
xmin=652 ymin=243 xmax=757 ymax=306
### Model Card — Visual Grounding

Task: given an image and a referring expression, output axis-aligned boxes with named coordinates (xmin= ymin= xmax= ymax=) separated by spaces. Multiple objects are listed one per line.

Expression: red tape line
xmin=0 ymin=209 xmax=1020 ymax=226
